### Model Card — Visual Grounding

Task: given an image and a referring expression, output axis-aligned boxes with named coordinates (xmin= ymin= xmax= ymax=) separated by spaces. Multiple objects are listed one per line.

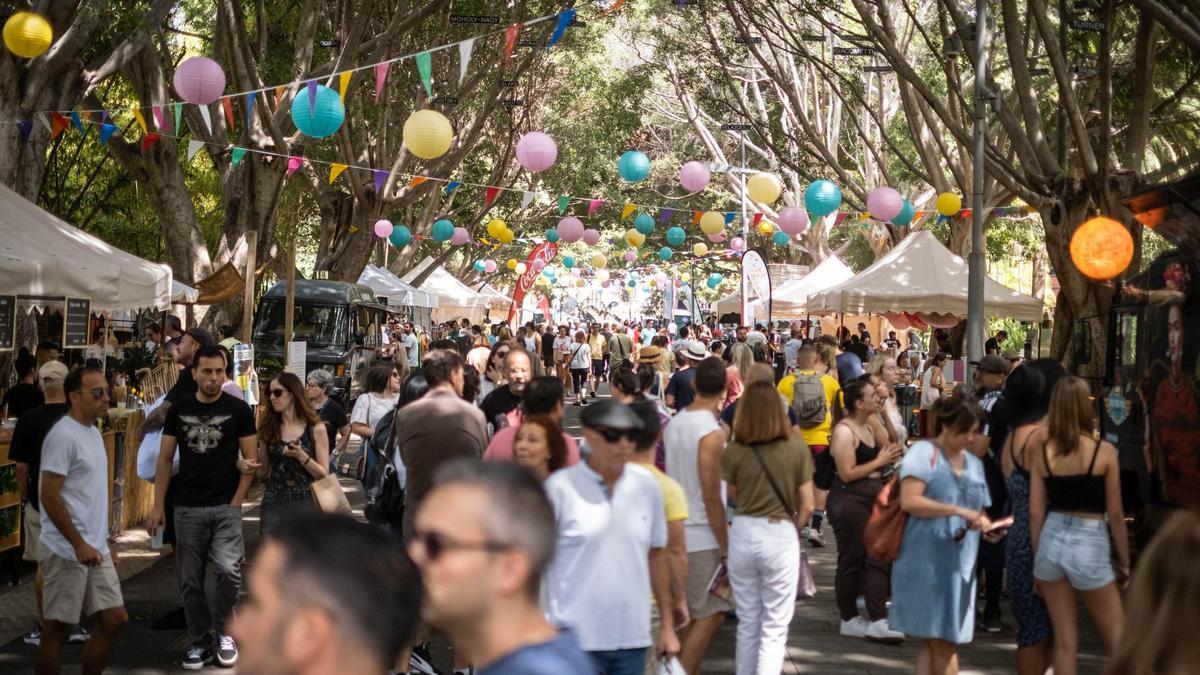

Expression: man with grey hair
xmin=305 ymin=369 xmax=350 ymax=467
xmin=410 ymin=461 xmax=592 ymax=673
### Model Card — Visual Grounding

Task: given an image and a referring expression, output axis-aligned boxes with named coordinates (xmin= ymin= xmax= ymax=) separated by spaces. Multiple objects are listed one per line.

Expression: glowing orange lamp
xmin=1069 ymin=216 xmax=1134 ymax=281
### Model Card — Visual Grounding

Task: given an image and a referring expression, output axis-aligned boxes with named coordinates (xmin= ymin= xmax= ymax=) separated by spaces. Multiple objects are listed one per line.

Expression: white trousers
xmin=728 ymin=515 xmax=800 ymax=675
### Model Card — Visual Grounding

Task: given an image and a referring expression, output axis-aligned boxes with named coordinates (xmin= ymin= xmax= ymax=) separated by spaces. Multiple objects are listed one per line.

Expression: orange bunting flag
xmin=409 ymin=176 xmax=430 ymax=189
xmin=131 ymin=109 xmax=148 ymax=133
xmin=621 ymin=204 xmax=636 ymax=220
xmin=486 ymin=186 xmax=501 ymax=207
xmin=339 ymin=71 xmax=352 ymax=101
xmin=329 ymin=163 xmax=348 ymax=184
xmin=274 ymin=86 xmax=284 ymax=107
xmin=502 ymin=22 xmax=523 ymax=69
xmin=221 ymin=97 xmax=235 ymax=130
xmin=692 ymin=211 xmax=704 ymax=225
xmin=604 ymin=0 xmax=628 ymax=13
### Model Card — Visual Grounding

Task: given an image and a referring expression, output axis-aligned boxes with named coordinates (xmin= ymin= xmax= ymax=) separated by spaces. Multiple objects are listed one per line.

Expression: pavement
xmin=0 ymin=382 xmax=1110 ymax=674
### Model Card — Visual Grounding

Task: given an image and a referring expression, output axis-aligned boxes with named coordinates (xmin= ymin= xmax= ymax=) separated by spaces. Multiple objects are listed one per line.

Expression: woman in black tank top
xmin=1029 ymin=377 xmax=1129 ymax=674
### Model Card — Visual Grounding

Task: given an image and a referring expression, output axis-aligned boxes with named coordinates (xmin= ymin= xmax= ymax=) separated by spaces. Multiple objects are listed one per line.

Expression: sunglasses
xmin=268 ymin=388 xmax=288 ymax=398
xmin=85 ymin=387 xmax=106 ymax=400
xmin=412 ymin=529 xmax=509 ymax=562
xmin=594 ymin=427 xmax=638 ymax=443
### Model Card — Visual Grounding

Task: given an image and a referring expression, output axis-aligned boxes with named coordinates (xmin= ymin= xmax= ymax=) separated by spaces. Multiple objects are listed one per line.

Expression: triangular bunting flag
xmin=329 ymin=163 xmax=347 ymax=183
xmin=604 ymin=0 xmax=628 ymax=13
xmin=692 ymin=211 xmax=703 ymax=225
xmin=172 ymin=103 xmax=182 ymax=134
xmin=152 ymin=105 xmax=165 ymax=130
xmin=187 ymin=139 xmax=204 ymax=160
xmin=415 ymin=51 xmax=433 ymax=97
xmin=520 ymin=190 xmax=535 ymax=209
xmin=621 ymin=204 xmax=636 ymax=220
xmin=244 ymin=93 xmax=255 ymax=128
xmin=458 ymin=38 xmax=475 ymax=86
xmin=502 ymin=22 xmax=523 ymax=69
xmin=753 ymin=212 xmax=763 ymax=226
xmin=410 ymin=176 xmax=430 ymax=188
xmin=557 ymin=195 xmax=570 ymax=215
xmin=18 ymin=119 xmax=33 ymax=143
xmin=221 ymin=97 xmax=235 ymax=130
xmin=349 ymin=226 xmax=359 ymax=234
xmin=659 ymin=209 xmax=674 ymax=223
xmin=36 ymin=112 xmax=51 ymax=133
xmin=141 ymin=133 xmax=161 ymax=151
xmin=50 ymin=112 xmax=69 ymax=138
xmin=286 ymin=155 xmax=305 ymax=177
xmin=198 ymin=105 xmax=213 ymax=134
xmin=373 ymin=169 xmax=388 ymax=194
xmin=833 ymin=213 xmax=848 ymax=227
xmin=69 ymin=111 xmax=84 ymax=134
xmin=98 ymin=123 xmax=116 ymax=144
xmin=485 ymin=186 xmax=500 ymax=207
xmin=231 ymin=147 xmax=247 ymax=166
xmin=307 ymin=80 xmax=318 ymax=116
xmin=445 ymin=181 xmax=461 ymax=195
xmin=99 ymin=110 xmax=109 ymax=125
xmin=374 ymin=63 xmax=389 ymax=101
xmin=274 ymin=86 xmax=284 ymax=107
xmin=724 ymin=211 xmax=735 ymax=224
xmin=547 ymin=8 xmax=576 ymax=50
xmin=588 ymin=199 xmax=604 ymax=216
xmin=338 ymin=71 xmax=352 ymax=101
xmin=132 ymin=109 xmax=147 ymax=133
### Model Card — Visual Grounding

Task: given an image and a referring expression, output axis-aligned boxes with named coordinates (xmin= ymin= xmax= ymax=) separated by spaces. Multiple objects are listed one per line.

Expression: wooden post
xmin=241 ymin=230 xmax=258 ymax=343
xmin=284 ymin=235 xmax=297 ymax=350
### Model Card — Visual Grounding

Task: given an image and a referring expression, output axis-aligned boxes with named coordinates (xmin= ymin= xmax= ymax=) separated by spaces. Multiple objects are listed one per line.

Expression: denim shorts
xmin=1033 ymin=512 xmax=1114 ymax=591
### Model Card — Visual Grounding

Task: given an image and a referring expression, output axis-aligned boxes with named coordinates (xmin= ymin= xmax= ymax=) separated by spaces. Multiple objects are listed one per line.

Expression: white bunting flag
xmin=198 ymin=104 xmax=213 ymax=134
xmin=187 ymin=139 xmax=204 ymax=160
xmin=520 ymin=190 xmax=535 ymax=210
xmin=37 ymin=112 xmax=51 ymax=132
xmin=458 ymin=38 xmax=476 ymax=86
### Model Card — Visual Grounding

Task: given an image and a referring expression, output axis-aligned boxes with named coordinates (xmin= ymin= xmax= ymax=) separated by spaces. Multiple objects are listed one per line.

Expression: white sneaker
xmin=864 ymin=618 xmax=905 ymax=644
xmin=839 ymin=616 xmax=869 ymax=638
xmin=801 ymin=525 xmax=824 ymax=547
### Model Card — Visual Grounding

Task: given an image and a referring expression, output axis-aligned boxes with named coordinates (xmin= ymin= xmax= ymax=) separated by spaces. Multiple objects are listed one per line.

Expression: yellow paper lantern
xmin=3 ymin=12 xmax=53 ymax=59
xmin=699 ymin=211 xmax=724 ymax=235
xmin=506 ymin=258 xmax=518 ymax=270
xmin=935 ymin=192 xmax=962 ymax=217
xmin=515 ymin=262 xmax=527 ymax=275
xmin=757 ymin=220 xmax=775 ymax=236
xmin=591 ymin=253 xmax=608 ymax=269
xmin=747 ymin=172 xmax=782 ymax=204
xmin=402 ymin=109 xmax=454 ymax=160
xmin=1070 ymin=216 xmax=1134 ymax=281
xmin=693 ymin=242 xmax=709 ymax=256
xmin=498 ymin=228 xmax=515 ymax=244
xmin=486 ymin=219 xmax=507 ymax=239
xmin=625 ymin=228 xmax=646 ymax=248
xmin=575 ymin=278 xmax=585 ymax=287
xmin=649 ymin=279 xmax=657 ymax=287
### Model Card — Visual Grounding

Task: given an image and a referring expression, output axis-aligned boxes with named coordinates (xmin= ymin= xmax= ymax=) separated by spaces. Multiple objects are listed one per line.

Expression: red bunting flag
xmin=486 ymin=186 xmax=501 ymax=207
xmin=50 ymin=112 xmax=70 ymax=138
xmin=502 ymin=22 xmax=523 ymax=69
xmin=221 ymin=97 xmax=235 ymax=130
xmin=588 ymin=199 xmax=605 ymax=216
xmin=833 ymin=213 xmax=848 ymax=227
xmin=140 ymin=133 xmax=161 ymax=152
xmin=753 ymin=212 xmax=764 ymax=226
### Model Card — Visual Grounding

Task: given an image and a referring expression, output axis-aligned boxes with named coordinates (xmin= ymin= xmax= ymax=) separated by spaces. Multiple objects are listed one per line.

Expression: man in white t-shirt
xmin=782 ymin=328 xmax=805 ymax=371
xmin=37 ymin=367 xmax=128 ymax=672
xmin=664 ymin=356 xmax=730 ymax=675
xmin=543 ymin=401 xmax=679 ymax=672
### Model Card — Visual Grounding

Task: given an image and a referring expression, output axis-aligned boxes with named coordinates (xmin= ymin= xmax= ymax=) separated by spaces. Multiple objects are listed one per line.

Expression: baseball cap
xmin=971 ymin=354 xmax=1009 ymax=375
xmin=1002 ymin=349 xmax=1023 ymax=361
xmin=580 ymin=400 xmax=643 ymax=432
xmin=39 ymin=361 xmax=69 ymax=389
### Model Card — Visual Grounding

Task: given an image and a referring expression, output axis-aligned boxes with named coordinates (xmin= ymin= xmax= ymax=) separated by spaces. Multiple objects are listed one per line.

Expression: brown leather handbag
xmin=864 ymin=446 xmax=937 ymax=563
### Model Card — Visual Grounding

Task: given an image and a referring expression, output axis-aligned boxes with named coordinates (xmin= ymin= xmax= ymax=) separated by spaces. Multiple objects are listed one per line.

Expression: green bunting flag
xmin=415 ymin=51 xmax=433 ymax=97
xmin=558 ymin=195 xmax=570 ymax=215
xmin=231 ymin=147 xmax=247 ymax=166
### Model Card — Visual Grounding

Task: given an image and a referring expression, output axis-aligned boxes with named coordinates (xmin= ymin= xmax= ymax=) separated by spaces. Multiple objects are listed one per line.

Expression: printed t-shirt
xmin=163 ymin=393 xmax=256 ymax=507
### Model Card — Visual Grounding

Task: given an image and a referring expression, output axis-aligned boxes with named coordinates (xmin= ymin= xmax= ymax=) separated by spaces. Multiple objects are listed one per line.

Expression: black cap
xmin=580 ymin=400 xmax=643 ymax=432
xmin=971 ymin=355 xmax=1009 ymax=374
xmin=183 ymin=327 xmax=215 ymax=350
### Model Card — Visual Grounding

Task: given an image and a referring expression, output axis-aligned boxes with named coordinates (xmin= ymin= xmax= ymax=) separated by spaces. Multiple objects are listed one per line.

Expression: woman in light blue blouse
xmin=889 ymin=395 xmax=1006 ymax=675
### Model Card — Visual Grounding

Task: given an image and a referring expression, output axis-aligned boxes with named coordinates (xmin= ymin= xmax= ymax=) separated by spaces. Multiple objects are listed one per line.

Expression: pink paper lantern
xmin=174 ymin=56 xmax=226 ymax=105
xmin=601 ymin=280 xmax=611 ymax=288
xmin=707 ymin=232 xmax=727 ymax=243
xmin=557 ymin=216 xmax=584 ymax=243
xmin=515 ymin=131 xmax=557 ymax=172
xmin=867 ymin=186 xmax=904 ymax=222
xmin=582 ymin=229 xmax=601 ymax=246
xmin=679 ymin=161 xmax=710 ymax=192
xmin=777 ymin=207 xmax=810 ymax=235
xmin=484 ymin=259 xmax=498 ymax=274
xmin=730 ymin=236 xmax=746 ymax=251
xmin=373 ymin=219 xmax=393 ymax=238
xmin=623 ymin=250 xmax=637 ymax=262
xmin=450 ymin=227 xmax=471 ymax=245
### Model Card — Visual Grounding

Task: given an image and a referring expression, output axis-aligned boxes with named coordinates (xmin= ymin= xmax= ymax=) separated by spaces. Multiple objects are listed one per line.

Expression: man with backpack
xmin=608 ymin=326 xmax=634 ymax=371
xmin=777 ymin=345 xmax=840 ymax=548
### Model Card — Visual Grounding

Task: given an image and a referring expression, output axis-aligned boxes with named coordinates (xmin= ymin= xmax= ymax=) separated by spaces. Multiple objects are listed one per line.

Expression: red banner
xmin=507 ymin=241 xmax=558 ymax=323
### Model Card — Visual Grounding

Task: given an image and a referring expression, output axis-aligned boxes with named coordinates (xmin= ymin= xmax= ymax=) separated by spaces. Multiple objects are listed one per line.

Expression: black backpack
xmin=364 ymin=408 xmax=405 ymax=526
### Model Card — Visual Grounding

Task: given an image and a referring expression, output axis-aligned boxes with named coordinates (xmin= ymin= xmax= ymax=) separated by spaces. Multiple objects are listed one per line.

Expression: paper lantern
xmin=618 ymin=150 xmax=651 ymax=182
xmin=748 ymin=172 xmax=783 ymax=204
xmin=389 ymin=225 xmax=412 ymax=247
xmin=936 ymin=192 xmax=962 ymax=217
xmin=777 ymin=207 xmax=809 ymax=235
xmin=431 ymin=219 xmax=455 ymax=242
xmin=485 ymin=259 xmax=498 ymax=273
xmin=544 ymin=228 xmax=559 ymax=243
xmin=1070 ymin=216 xmax=1134 ymax=281
xmin=557 ymin=216 xmax=584 ymax=243
xmin=290 ymin=84 xmax=344 ymax=138
xmin=679 ymin=161 xmax=710 ymax=192
xmin=3 ymin=12 xmax=52 ymax=59
xmin=624 ymin=250 xmax=637 ymax=262
xmin=515 ymin=131 xmax=557 ymax=172
xmin=628 ymin=279 xmax=637 ymax=288
xmin=708 ymin=233 xmax=727 ymax=243
xmin=562 ymin=255 xmax=576 ymax=269
xmin=634 ymin=213 xmax=655 ymax=235
xmin=506 ymin=258 xmax=518 ymax=270
xmin=487 ymin=219 xmax=508 ymax=239
xmin=625 ymin=229 xmax=646 ymax=247
xmin=658 ymin=247 xmax=673 ymax=261
xmin=773 ymin=231 xmax=791 ymax=246
xmin=730 ymin=237 xmax=746 ymax=252
xmin=373 ymin=219 xmax=394 ymax=238
xmin=757 ymin=221 xmax=775 ymax=236
xmin=515 ymin=262 xmax=527 ymax=275
xmin=693 ymin=242 xmax=709 ymax=256
xmin=497 ymin=228 xmax=514 ymax=244
xmin=891 ymin=200 xmax=916 ymax=226
xmin=666 ymin=226 xmax=686 ymax=247
xmin=699 ymin=211 xmax=724 ymax=235
xmin=174 ymin=56 xmax=226 ymax=105
xmin=474 ymin=260 xmax=487 ymax=273
xmin=582 ymin=229 xmax=601 ymax=246
xmin=403 ymin=109 xmax=454 ymax=160
xmin=804 ymin=180 xmax=842 ymax=217
xmin=543 ymin=267 xmax=556 ymax=278
xmin=867 ymin=187 xmax=904 ymax=222
xmin=451 ymin=227 xmax=471 ymax=245
xmin=591 ymin=253 xmax=608 ymax=269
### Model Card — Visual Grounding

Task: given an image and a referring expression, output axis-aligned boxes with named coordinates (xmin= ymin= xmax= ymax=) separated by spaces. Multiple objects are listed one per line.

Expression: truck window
xmin=254 ymin=301 xmax=348 ymax=349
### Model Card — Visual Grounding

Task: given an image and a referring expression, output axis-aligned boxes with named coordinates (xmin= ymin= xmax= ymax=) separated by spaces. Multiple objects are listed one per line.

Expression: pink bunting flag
xmin=502 ymin=22 xmax=523 ymax=69
xmin=286 ymin=155 xmax=305 ymax=177
xmin=373 ymin=169 xmax=388 ymax=194
xmin=588 ymin=199 xmax=605 ymax=217
xmin=485 ymin=186 xmax=500 ymax=207
xmin=833 ymin=213 xmax=848 ymax=227
xmin=375 ymin=63 xmax=389 ymax=101
xmin=152 ymin=105 xmax=165 ymax=130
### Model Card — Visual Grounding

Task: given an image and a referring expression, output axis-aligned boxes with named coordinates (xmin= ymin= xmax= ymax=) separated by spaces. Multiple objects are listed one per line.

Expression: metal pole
xmin=966 ymin=0 xmax=988 ymax=380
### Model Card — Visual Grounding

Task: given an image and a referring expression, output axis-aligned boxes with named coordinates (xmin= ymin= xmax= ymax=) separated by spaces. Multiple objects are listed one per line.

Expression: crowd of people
xmin=3 ymin=313 xmax=1196 ymax=675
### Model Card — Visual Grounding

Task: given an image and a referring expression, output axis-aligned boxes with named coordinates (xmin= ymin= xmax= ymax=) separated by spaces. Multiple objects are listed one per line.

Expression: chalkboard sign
xmin=62 ymin=298 xmax=90 ymax=349
xmin=0 ymin=296 xmax=14 ymax=351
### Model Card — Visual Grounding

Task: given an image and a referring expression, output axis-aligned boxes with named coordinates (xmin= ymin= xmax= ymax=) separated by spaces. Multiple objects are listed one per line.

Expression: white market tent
xmin=171 ymin=280 xmax=199 ymax=304
xmin=358 ymin=264 xmax=439 ymax=309
xmin=715 ymin=255 xmax=855 ymax=320
xmin=807 ymin=230 xmax=1044 ymax=321
xmin=0 ymin=182 xmax=172 ymax=311
xmin=475 ymin=283 xmax=512 ymax=315
xmin=401 ymin=258 xmax=491 ymax=323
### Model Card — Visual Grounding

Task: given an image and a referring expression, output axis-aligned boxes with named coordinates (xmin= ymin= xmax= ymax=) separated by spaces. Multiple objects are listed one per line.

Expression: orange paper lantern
xmin=1069 ymin=216 xmax=1133 ymax=281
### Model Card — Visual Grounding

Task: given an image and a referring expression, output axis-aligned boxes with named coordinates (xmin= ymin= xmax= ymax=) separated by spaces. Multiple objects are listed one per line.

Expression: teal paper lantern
xmin=618 ymin=150 xmax=651 ymax=182
xmin=773 ymin=231 xmax=790 ymax=247
xmin=634 ymin=213 xmax=655 ymax=235
xmin=627 ymin=279 xmax=637 ymax=287
xmin=804 ymin=179 xmax=842 ymax=217
xmin=891 ymin=199 xmax=915 ymax=226
xmin=563 ymin=255 xmax=576 ymax=269
xmin=389 ymin=225 xmax=412 ymax=247
xmin=658 ymin=246 xmax=673 ymax=261
xmin=474 ymin=260 xmax=487 ymax=273
xmin=545 ymin=228 xmax=559 ymax=243
xmin=290 ymin=84 xmax=345 ymax=139
xmin=432 ymin=219 xmax=455 ymax=242
xmin=666 ymin=226 xmax=686 ymax=247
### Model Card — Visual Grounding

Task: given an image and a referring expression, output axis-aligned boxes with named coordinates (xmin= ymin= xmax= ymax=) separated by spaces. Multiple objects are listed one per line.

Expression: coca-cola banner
xmin=508 ymin=241 xmax=558 ymax=323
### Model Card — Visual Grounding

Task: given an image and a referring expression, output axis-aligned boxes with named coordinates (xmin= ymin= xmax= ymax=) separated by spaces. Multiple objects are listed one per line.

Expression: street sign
xmin=834 ymin=46 xmax=873 ymax=56
xmin=450 ymin=15 xmax=501 ymax=24
xmin=801 ymin=33 xmax=824 ymax=42
xmin=1070 ymin=19 xmax=1106 ymax=32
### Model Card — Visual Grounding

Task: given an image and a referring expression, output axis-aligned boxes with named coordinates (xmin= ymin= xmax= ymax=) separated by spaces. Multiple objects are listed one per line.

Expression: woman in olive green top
xmin=723 ymin=381 xmax=815 ymax=675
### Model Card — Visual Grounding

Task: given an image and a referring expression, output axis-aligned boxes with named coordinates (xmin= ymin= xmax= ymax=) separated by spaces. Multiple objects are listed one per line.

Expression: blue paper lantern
xmin=891 ymin=199 xmax=915 ymax=226
xmin=563 ymin=255 xmax=576 ymax=269
xmin=389 ymin=224 xmax=412 ymax=247
xmin=432 ymin=219 xmax=455 ymax=242
xmin=618 ymin=150 xmax=651 ymax=182
xmin=773 ymin=231 xmax=790 ymax=247
xmin=666 ymin=226 xmax=686 ymax=247
xmin=634 ymin=213 xmax=655 ymax=235
xmin=474 ymin=260 xmax=487 ymax=273
xmin=545 ymin=228 xmax=559 ymax=243
xmin=658 ymin=246 xmax=673 ymax=261
xmin=290 ymin=84 xmax=345 ymax=139
xmin=627 ymin=279 xmax=637 ymax=287
xmin=804 ymin=179 xmax=842 ymax=217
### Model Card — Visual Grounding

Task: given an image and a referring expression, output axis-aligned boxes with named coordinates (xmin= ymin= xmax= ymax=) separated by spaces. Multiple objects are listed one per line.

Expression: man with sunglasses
xmin=37 ymin=367 xmax=128 ymax=674
xmin=543 ymin=400 xmax=680 ymax=673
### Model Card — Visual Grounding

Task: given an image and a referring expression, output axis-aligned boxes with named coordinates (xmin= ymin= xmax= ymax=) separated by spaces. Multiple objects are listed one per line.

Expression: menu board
xmin=0 ymin=296 xmax=14 ymax=352
xmin=62 ymin=298 xmax=91 ymax=349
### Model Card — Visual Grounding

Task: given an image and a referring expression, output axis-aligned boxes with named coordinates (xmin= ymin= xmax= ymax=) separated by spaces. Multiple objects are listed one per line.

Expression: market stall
xmin=357 ymin=263 xmax=439 ymax=328
xmin=401 ymin=258 xmax=492 ymax=324
xmin=475 ymin=283 xmax=514 ymax=317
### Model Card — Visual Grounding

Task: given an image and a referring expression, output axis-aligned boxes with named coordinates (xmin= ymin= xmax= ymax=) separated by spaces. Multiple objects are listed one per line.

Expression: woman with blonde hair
xmin=256 ymin=372 xmax=329 ymax=534
xmin=918 ymin=352 xmax=948 ymax=436
xmin=1030 ymin=376 xmax=1128 ymax=674
xmin=867 ymin=354 xmax=907 ymax=447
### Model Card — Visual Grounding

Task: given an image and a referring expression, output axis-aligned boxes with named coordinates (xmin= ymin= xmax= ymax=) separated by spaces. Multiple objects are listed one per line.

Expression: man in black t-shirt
xmin=4 ymin=353 xmax=45 ymax=419
xmin=147 ymin=347 xmax=257 ymax=670
xmin=479 ymin=349 xmax=532 ymax=434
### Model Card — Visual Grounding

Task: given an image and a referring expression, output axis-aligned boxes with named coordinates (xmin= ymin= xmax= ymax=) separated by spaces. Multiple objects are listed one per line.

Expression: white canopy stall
xmin=475 ymin=283 xmax=512 ymax=316
xmin=358 ymin=264 xmax=440 ymax=328
xmin=401 ymin=258 xmax=492 ymax=324
xmin=715 ymin=255 xmax=854 ymax=320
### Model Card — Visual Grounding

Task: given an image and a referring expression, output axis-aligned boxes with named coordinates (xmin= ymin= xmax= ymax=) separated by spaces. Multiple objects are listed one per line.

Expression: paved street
xmin=0 ymin=384 xmax=1110 ymax=674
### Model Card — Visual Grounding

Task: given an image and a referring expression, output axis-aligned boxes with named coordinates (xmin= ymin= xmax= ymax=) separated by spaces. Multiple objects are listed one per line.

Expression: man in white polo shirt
xmin=543 ymin=401 xmax=679 ymax=674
